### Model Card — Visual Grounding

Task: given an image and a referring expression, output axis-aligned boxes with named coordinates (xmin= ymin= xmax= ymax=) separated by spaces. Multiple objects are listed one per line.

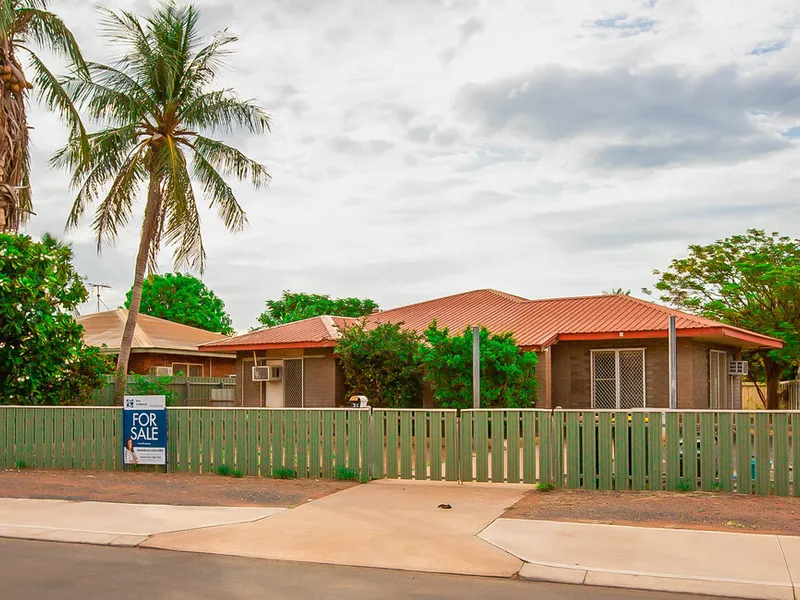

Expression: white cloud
xmin=18 ymin=0 xmax=800 ymax=331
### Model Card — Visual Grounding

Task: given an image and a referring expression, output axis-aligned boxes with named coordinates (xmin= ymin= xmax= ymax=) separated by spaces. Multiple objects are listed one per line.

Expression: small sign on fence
xmin=122 ymin=395 xmax=167 ymax=470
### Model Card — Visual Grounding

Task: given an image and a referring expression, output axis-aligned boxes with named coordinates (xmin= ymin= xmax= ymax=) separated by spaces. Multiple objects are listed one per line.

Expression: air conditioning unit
xmin=150 ymin=366 xmax=173 ymax=376
xmin=252 ymin=365 xmax=282 ymax=381
xmin=729 ymin=361 xmax=749 ymax=376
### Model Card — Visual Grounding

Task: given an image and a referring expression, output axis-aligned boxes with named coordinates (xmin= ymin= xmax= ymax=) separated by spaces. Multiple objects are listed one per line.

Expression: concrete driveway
xmin=143 ymin=479 xmax=530 ymax=577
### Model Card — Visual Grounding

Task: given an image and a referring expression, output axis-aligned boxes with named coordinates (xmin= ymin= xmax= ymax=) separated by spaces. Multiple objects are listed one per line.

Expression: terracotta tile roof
xmin=77 ymin=309 xmax=234 ymax=354
xmin=202 ymin=289 xmax=782 ymax=351
xmin=201 ymin=315 xmax=361 ymax=350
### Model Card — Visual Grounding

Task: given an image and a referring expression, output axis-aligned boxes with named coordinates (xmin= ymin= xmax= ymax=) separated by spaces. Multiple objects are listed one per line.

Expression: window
xmin=172 ymin=363 xmax=203 ymax=377
xmin=591 ymin=349 xmax=646 ymax=409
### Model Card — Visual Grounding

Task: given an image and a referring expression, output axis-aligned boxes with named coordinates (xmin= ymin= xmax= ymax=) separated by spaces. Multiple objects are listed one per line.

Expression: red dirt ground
xmin=0 ymin=469 xmax=356 ymax=507
xmin=504 ymin=489 xmax=800 ymax=536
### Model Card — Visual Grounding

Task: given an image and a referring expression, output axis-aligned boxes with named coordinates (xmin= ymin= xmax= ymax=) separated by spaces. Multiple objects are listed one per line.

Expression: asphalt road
xmin=0 ymin=538 xmax=719 ymax=600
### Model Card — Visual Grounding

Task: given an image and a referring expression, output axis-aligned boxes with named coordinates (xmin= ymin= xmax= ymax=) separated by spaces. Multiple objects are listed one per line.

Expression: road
xmin=0 ymin=538 xmax=718 ymax=600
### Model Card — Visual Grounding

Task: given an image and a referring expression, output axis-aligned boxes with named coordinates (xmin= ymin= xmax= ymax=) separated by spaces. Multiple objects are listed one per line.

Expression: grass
xmin=334 ymin=465 xmax=359 ymax=481
xmin=272 ymin=466 xmax=297 ymax=479
xmin=14 ymin=460 xmax=26 ymax=470
xmin=536 ymin=482 xmax=555 ymax=492
xmin=674 ymin=479 xmax=695 ymax=493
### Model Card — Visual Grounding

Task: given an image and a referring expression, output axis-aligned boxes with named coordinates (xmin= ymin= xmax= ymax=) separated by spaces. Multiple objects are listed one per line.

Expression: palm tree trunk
xmin=0 ymin=46 xmax=30 ymax=232
xmin=114 ymin=172 xmax=161 ymax=402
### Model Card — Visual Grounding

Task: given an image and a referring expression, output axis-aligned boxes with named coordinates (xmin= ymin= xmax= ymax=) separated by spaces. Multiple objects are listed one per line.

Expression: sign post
xmin=123 ymin=395 xmax=167 ymax=472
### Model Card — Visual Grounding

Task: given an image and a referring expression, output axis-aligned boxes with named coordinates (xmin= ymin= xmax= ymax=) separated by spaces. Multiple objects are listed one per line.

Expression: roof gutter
xmin=199 ymin=340 xmax=337 ymax=352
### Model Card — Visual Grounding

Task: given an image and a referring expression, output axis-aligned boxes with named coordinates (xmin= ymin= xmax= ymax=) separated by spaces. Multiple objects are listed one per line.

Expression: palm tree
xmin=0 ymin=0 xmax=88 ymax=231
xmin=57 ymin=1 xmax=270 ymax=400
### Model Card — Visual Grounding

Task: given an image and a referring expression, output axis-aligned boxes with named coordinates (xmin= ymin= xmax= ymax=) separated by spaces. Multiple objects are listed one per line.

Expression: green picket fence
xmin=89 ymin=375 xmax=236 ymax=406
xmin=0 ymin=406 xmax=797 ymax=495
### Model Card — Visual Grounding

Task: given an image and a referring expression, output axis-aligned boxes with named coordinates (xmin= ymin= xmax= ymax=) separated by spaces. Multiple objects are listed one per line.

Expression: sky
xmin=21 ymin=0 xmax=800 ymax=332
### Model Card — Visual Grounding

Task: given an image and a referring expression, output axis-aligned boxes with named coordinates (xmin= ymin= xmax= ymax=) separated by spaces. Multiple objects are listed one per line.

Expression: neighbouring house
xmin=78 ymin=309 xmax=236 ymax=377
xmin=199 ymin=289 xmax=782 ymax=410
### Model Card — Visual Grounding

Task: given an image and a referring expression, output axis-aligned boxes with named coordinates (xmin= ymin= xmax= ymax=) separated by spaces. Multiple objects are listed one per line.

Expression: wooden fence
xmin=742 ymin=380 xmax=800 ymax=411
xmin=89 ymin=375 xmax=236 ymax=406
xmin=1 ymin=407 xmax=798 ymax=496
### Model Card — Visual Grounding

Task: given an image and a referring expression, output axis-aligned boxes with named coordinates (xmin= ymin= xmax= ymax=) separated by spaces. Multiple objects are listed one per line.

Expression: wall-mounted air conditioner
xmin=728 ymin=361 xmax=749 ymax=376
xmin=150 ymin=366 xmax=173 ymax=376
xmin=252 ymin=365 xmax=283 ymax=381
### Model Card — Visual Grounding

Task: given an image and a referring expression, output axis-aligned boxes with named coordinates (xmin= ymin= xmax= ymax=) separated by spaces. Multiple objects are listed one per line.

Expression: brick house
xmin=78 ymin=309 xmax=236 ymax=377
xmin=200 ymin=290 xmax=782 ymax=409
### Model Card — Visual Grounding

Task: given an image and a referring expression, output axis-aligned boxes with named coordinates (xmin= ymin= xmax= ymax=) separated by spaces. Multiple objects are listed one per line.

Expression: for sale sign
xmin=123 ymin=395 xmax=167 ymax=467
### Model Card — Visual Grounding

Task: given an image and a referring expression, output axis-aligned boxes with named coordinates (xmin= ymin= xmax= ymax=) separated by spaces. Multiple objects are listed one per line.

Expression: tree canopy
xmin=0 ymin=233 xmax=112 ymax=404
xmin=417 ymin=322 xmax=538 ymax=409
xmin=124 ymin=273 xmax=234 ymax=335
xmin=651 ymin=229 xmax=800 ymax=409
xmin=336 ymin=320 xmax=423 ymax=408
xmin=257 ymin=291 xmax=378 ymax=328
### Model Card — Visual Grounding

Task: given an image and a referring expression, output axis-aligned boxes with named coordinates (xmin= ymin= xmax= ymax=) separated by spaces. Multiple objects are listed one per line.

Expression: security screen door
xmin=591 ymin=349 xmax=646 ymax=409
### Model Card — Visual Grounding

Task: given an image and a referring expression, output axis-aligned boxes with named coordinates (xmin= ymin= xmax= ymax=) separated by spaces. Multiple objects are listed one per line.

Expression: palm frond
xmin=180 ymin=90 xmax=270 ymax=135
xmin=17 ymin=6 xmax=89 ymax=77
xmin=22 ymin=47 xmax=89 ymax=161
xmin=192 ymin=135 xmax=270 ymax=188
xmin=188 ymin=140 xmax=247 ymax=232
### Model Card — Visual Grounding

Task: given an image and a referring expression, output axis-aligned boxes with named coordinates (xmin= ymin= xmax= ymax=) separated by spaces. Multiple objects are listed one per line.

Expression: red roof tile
xmin=202 ymin=290 xmax=782 ymax=351
xmin=201 ymin=315 xmax=360 ymax=350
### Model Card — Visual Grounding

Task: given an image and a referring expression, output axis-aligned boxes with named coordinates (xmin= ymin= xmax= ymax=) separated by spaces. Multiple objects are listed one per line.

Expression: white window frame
xmin=590 ymin=348 xmax=647 ymax=409
xmin=171 ymin=362 xmax=204 ymax=377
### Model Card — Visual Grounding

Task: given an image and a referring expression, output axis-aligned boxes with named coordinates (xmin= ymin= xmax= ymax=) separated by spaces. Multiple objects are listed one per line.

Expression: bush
xmin=336 ymin=320 xmax=424 ymax=408
xmin=536 ymin=482 xmax=554 ymax=492
xmin=0 ymin=233 xmax=113 ymax=405
xmin=232 ymin=469 xmax=244 ymax=478
xmin=272 ymin=466 xmax=297 ymax=479
xmin=418 ymin=322 xmax=538 ymax=408
xmin=216 ymin=464 xmax=231 ymax=476
xmin=127 ymin=373 xmax=177 ymax=406
xmin=15 ymin=460 xmax=26 ymax=470
xmin=334 ymin=465 xmax=359 ymax=481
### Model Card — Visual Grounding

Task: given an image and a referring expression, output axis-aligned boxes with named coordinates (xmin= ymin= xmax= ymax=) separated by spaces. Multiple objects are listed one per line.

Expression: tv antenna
xmin=87 ymin=283 xmax=111 ymax=313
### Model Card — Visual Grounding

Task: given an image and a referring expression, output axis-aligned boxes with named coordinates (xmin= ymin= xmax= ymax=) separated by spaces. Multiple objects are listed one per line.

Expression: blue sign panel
xmin=123 ymin=395 xmax=167 ymax=467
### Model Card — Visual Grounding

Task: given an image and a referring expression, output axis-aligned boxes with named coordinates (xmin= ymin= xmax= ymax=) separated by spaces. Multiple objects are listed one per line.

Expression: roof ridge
xmin=379 ymin=289 xmax=527 ymax=314
xmin=320 ymin=315 xmax=340 ymax=339
xmin=117 ymin=308 xmax=154 ymax=348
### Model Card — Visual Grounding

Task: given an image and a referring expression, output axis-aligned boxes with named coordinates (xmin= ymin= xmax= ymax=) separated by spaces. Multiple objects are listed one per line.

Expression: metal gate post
xmin=456 ymin=409 xmax=462 ymax=484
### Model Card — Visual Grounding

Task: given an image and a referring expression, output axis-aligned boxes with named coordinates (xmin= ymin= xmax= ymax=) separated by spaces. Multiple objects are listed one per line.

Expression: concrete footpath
xmin=0 ymin=480 xmax=798 ymax=599
xmin=481 ymin=519 xmax=800 ymax=600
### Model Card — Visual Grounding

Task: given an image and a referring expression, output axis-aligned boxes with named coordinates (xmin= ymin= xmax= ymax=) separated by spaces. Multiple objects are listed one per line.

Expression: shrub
xmin=272 ymin=466 xmax=297 ymax=479
xmin=15 ymin=460 xmax=26 ymax=470
xmin=418 ymin=322 xmax=538 ymax=408
xmin=127 ymin=373 xmax=177 ymax=406
xmin=216 ymin=464 xmax=231 ymax=476
xmin=336 ymin=320 xmax=424 ymax=408
xmin=0 ymin=233 xmax=113 ymax=405
xmin=674 ymin=479 xmax=695 ymax=493
xmin=334 ymin=465 xmax=359 ymax=481
xmin=232 ymin=469 xmax=244 ymax=478
xmin=536 ymin=482 xmax=555 ymax=492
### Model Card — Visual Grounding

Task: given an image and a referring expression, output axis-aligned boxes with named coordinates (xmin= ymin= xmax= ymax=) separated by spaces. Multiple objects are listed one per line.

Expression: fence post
xmin=456 ymin=408 xmax=462 ymax=484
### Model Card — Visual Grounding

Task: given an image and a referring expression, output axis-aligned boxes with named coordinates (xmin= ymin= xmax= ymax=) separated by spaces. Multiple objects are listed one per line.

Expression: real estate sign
xmin=122 ymin=395 xmax=167 ymax=467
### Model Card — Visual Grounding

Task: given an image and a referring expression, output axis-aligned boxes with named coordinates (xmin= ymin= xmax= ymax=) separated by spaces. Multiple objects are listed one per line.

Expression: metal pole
xmin=668 ymin=315 xmax=677 ymax=409
xmin=472 ymin=326 xmax=480 ymax=409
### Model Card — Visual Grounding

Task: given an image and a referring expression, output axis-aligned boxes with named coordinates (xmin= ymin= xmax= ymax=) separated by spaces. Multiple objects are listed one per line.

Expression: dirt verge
xmin=504 ymin=488 xmax=800 ymax=536
xmin=0 ymin=469 xmax=357 ymax=508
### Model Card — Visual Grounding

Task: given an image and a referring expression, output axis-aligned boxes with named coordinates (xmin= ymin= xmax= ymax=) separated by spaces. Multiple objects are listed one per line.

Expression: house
xmin=78 ymin=309 xmax=236 ymax=377
xmin=199 ymin=290 xmax=782 ymax=409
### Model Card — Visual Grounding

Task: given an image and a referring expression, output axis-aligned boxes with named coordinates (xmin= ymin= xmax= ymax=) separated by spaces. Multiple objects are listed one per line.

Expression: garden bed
xmin=504 ymin=488 xmax=800 ymax=536
xmin=0 ymin=469 xmax=356 ymax=508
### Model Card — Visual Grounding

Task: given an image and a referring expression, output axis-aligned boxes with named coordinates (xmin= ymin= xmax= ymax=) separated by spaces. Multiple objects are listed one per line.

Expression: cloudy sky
xmin=23 ymin=0 xmax=800 ymax=331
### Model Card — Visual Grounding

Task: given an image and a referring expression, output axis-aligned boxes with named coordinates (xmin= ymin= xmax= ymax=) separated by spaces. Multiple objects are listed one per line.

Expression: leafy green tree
xmin=58 ymin=2 xmax=270 ymax=401
xmin=418 ymin=322 xmax=538 ymax=409
xmin=650 ymin=229 xmax=800 ymax=409
xmin=0 ymin=233 xmax=113 ymax=405
xmin=0 ymin=0 xmax=89 ymax=232
xmin=257 ymin=291 xmax=378 ymax=328
xmin=336 ymin=320 xmax=423 ymax=408
xmin=124 ymin=273 xmax=233 ymax=335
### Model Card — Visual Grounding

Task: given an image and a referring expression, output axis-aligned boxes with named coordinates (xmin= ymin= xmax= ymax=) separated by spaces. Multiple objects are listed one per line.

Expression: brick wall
xmin=127 ymin=352 xmax=236 ymax=377
xmin=549 ymin=338 xmax=743 ymax=410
